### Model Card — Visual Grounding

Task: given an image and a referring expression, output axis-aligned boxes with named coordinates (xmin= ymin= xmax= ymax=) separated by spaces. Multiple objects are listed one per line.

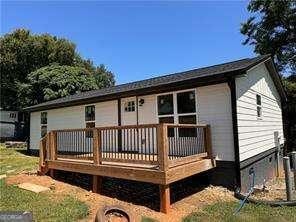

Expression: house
xmin=0 ymin=109 xmax=26 ymax=141
xmin=25 ymin=55 xmax=286 ymax=213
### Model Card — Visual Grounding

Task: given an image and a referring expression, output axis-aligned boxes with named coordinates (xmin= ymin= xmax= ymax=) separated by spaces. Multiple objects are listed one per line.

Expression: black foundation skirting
xmin=28 ymin=149 xmax=39 ymax=156
xmin=209 ymin=161 xmax=236 ymax=190
xmin=239 ymin=147 xmax=283 ymax=193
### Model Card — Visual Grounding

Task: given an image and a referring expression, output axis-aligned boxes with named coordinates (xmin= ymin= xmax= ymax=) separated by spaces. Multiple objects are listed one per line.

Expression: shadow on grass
xmin=54 ymin=170 xmax=210 ymax=211
xmin=14 ymin=148 xmax=33 ymax=157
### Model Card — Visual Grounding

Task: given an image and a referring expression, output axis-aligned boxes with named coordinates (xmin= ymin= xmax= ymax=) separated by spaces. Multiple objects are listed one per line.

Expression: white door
xmin=121 ymin=97 xmax=138 ymax=152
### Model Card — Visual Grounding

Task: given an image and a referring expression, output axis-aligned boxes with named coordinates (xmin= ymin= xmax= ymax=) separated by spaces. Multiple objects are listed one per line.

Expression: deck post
xmin=52 ymin=131 xmax=57 ymax=160
xmin=159 ymin=184 xmax=170 ymax=213
xmin=49 ymin=169 xmax=55 ymax=178
xmin=49 ymin=131 xmax=57 ymax=161
xmin=93 ymin=128 xmax=101 ymax=165
xmin=92 ymin=175 xmax=102 ymax=194
xmin=49 ymin=131 xmax=56 ymax=178
xmin=49 ymin=132 xmax=53 ymax=160
xmin=39 ymin=140 xmax=44 ymax=168
xmin=157 ymin=124 xmax=169 ymax=171
xmin=205 ymin=125 xmax=213 ymax=159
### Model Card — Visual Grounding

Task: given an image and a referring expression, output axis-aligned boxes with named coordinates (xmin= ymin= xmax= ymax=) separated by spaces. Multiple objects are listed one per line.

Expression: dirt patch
xmin=5 ymin=173 xmax=235 ymax=222
xmin=251 ymin=176 xmax=296 ymax=201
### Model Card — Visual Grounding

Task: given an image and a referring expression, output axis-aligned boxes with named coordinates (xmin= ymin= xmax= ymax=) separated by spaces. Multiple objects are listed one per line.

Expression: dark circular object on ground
xmin=234 ymin=190 xmax=296 ymax=206
xmin=95 ymin=205 xmax=137 ymax=222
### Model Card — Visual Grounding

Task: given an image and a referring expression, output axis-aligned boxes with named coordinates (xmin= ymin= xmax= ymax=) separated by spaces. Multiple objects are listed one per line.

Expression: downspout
xmin=228 ymin=77 xmax=241 ymax=189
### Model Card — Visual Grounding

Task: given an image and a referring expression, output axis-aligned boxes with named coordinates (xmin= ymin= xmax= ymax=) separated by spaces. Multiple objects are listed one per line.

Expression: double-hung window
xmin=40 ymin=112 xmax=47 ymax=137
xmin=85 ymin=105 xmax=95 ymax=137
xmin=158 ymin=94 xmax=174 ymax=136
xmin=157 ymin=90 xmax=197 ymax=137
xmin=177 ymin=91 xmax=197 ymax=137
xmin=256 ymin=94 xmax=262 ymax=119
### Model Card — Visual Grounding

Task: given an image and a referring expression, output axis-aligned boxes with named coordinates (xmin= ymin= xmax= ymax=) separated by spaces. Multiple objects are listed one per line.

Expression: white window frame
xmin=256 ymin=94 xmax=262 ymax=120
xmin=40 ymin=112 xmax=47 ymax=138
xmin=156 ymin=88 xmax=198 ymax=124
xmin=9 ymin=113 xmax=16 ymax=119
xmin=124 ymin=100 xmax=136 ymax=112
xmin=85 ymin=104 xmax=96 ymax=127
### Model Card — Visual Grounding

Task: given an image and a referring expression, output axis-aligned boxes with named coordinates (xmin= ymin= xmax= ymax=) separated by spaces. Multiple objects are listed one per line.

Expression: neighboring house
xmin=0 ymin=109 xmax=26 ymax=141
xmin=26 ymin=55 xmax=286 ymax=194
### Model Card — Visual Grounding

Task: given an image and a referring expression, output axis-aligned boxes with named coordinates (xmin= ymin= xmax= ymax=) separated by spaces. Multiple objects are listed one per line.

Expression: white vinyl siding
xmin=0 ymin=123 xmax=15 ymax=138
xmin=138 ymin=95 xmax=158 ymax=124
xmin=29 ymin=84 xmax=235 ymax=160
xmin=95 ymin=100 xmax=118 ymax=126
xmin=30 ymin=112 xmax=41 ymax=150
xmin=0 ymin=111 xmax=18 ymax=123
xmin=197 ymin=83 xmax=235 ymax=161
xmin=236 ymin=62 xmax=284 ymax=161
xmin=29 ymin=100 xmax=118 ymax=150
xmin=47 ymin=106 xmax=85 ymax=131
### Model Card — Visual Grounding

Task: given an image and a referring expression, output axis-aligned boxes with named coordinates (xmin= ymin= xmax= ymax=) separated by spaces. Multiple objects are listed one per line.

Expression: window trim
xmin=85 ymin=105 xmax=96 ymax=122
xmin=85 ymin=105 xmax=96 ymax=126
xmin=124 ymin=100 xmax=136 ymax=112
xmin=256 ymin=94 xmax=262 ymax=119
xmin=40 ymin=112 xmax=47 ymax=138
xmin=157 ymin=93 xmax=174 ymax=116
xmin=85 ymin=105 xmax=96 ymax=138
xmin=156 ymin=88 xmax=198 ymax=125
xmin=177 ymin=90 xmax=196 ymax=114
xmin=9 ymin=113 xmax=17 ymax=118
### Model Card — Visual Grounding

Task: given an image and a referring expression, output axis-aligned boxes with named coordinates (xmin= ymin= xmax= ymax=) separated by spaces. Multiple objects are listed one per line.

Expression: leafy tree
xmin=241 ymin=0 xmax=296 ymax=150
xmin=0 ymin=29 xmax=115 ymax=110
xmin=240 ymin=0 xmax=296 ymax=74
xmin=282 ymin=76 xmax=296 ymax=150
xmin=93 ymin=64 xmax=115 ymax=88
xmin=17 ymin=65 xmax=99 ymax=107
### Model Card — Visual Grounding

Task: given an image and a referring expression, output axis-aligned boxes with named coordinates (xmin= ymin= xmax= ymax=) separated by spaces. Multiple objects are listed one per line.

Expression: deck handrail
xmin=40 ymin=123 xmax=213 ymax=170
xmin=51 ymin=123 xmax=208 ymax=132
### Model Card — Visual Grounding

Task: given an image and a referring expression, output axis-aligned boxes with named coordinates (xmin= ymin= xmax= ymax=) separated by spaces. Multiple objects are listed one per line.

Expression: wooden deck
xmin=39 ymin=123 xmax=216 ymax=213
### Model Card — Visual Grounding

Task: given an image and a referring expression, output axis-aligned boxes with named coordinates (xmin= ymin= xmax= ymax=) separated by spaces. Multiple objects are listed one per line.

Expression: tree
xmin=0 ymin=29 xmax=115 ymax=110
xmin=93 ymin=64 xmax=115 ymax=88
xmin=241 ymin=0 xmax=296 ymax=151
xmin=17 ymin=65 xmax=99 ymax=107
xmin=282 ymin=76 xmax=296 ymax=150
xmin=240 ymin=0 xmax=296 ymax=74
xmin=0 ymin=29 xmax=77 ymax=109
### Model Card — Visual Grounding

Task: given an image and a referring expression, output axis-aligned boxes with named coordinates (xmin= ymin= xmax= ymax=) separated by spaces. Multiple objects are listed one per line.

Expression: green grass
xmin=0 ymin=145 xmax=89 ymax=221
xmin=142 ymin=216 xmax=158 ymax=222
xmin=0 ymin=145 xmax=38 ymax=175
xmin=183 ymin=201 xmax=296 ymax=222
xmin=0 ymin=179 xmax=89 ymax=221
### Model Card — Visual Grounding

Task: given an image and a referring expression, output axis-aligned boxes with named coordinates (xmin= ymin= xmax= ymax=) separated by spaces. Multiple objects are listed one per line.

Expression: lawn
xmin=183 ymin=201 xmax=296 ymax=222
xmin=0 ymin=145 xmax=38 ymax=175
xmin=0 ymin=179 xmax=89 ymax=222
xmin=0 ymin=145 xmax=89 ymax=221
xmin=1 ymin=145 xmax=295 ymax=222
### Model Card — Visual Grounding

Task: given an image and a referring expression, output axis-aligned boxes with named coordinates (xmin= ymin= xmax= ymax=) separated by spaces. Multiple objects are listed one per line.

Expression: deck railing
xmin=39 ymin=123 xmax=213 ymax=170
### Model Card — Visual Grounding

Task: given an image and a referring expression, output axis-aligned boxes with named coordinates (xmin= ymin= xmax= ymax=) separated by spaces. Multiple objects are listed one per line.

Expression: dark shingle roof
xmin=26 ymin=55 xmax=272 ymax=111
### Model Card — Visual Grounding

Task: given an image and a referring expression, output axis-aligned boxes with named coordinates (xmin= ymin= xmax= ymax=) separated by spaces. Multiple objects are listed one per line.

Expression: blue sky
xmin=1 ymin=1 xmax=255 ymax=84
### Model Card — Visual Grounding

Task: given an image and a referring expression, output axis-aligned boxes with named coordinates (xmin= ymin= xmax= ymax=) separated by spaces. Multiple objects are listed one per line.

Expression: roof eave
xmin=25 ymin=70 xmax=241 ymax=112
